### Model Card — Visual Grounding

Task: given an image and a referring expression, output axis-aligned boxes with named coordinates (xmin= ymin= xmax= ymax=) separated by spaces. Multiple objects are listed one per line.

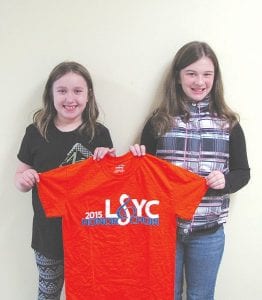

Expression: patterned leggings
xmin=35 ymin=251 xmax=64 ymax=300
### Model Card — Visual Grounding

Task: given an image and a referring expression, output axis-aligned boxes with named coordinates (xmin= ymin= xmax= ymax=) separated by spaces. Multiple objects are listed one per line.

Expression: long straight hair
xmin=33 ymin=61 xmax=99 ymax=141
xmin=151 ymin=41 xmax=238 ymax=136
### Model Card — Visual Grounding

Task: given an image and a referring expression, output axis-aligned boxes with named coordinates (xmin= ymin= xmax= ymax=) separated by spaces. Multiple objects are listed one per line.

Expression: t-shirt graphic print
xmin=60 ymin=143 xmax=93 ymax=166
xmin=38 ymin=152 xmax=207 ymax=300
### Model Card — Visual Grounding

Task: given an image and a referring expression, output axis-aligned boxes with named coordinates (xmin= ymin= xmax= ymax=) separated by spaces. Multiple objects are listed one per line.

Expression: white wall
xmin=1 ymin=0 xmax=261 ymax=299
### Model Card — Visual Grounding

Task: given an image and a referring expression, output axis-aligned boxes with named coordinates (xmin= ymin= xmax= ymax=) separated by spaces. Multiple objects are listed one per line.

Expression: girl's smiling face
xmin=179 ymin=56 xmax=215 ymax=102
xmin=52 ymin=72 xmax=88 ymax=128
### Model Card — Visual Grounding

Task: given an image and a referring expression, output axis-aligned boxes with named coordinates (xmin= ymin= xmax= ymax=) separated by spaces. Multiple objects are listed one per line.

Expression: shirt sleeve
xmin=151 ymin=155 xmax=208 ymax=220
xmin=226 ymin=122 xmax=250 ymax=192
xmin=101 ymin=126 xmax=114 ymax=148
xmin=140 ymin=119 xmax=158 ymax=155
xmin=206 ymin=122 xmax=250 ymax=195
xmin=37 ymin=164 xmax=69 ymax=217
xmin=17 ymin=125 xmax=34 ymax=166
xmin=170 ymin=166 xmax=208 ymax=220
xmin=94 ymin=124 xmax=114 ymax=148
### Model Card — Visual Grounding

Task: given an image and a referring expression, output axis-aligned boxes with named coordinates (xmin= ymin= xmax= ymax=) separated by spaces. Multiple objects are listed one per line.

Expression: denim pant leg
xmin=175 ymin=238 xmax=185 ymax=300
xmin=175 ymin=226 xmax=225 ymax=300
xmin=35 ymin=251 xmax=64 ymax=300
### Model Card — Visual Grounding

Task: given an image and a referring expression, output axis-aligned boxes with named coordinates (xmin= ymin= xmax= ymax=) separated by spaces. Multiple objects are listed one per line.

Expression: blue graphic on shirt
xmin=81 ymin=194 xmax=160 ymax=226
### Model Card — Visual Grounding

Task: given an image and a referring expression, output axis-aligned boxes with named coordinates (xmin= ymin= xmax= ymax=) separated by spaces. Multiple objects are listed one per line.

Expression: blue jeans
xmin=175 ymin=226 xmax=225 ymax=300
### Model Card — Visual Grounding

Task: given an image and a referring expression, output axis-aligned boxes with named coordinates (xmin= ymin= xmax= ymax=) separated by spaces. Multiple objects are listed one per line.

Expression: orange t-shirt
xmin=38 ymin=152 xmax=207 ymax=300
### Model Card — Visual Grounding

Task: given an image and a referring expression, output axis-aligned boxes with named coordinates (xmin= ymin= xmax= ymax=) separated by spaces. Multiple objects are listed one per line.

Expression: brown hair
xmin=151 ymin=41 xmax=238 ymax=136
xmin=33 ymin=61 xmax=99 ymax=141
